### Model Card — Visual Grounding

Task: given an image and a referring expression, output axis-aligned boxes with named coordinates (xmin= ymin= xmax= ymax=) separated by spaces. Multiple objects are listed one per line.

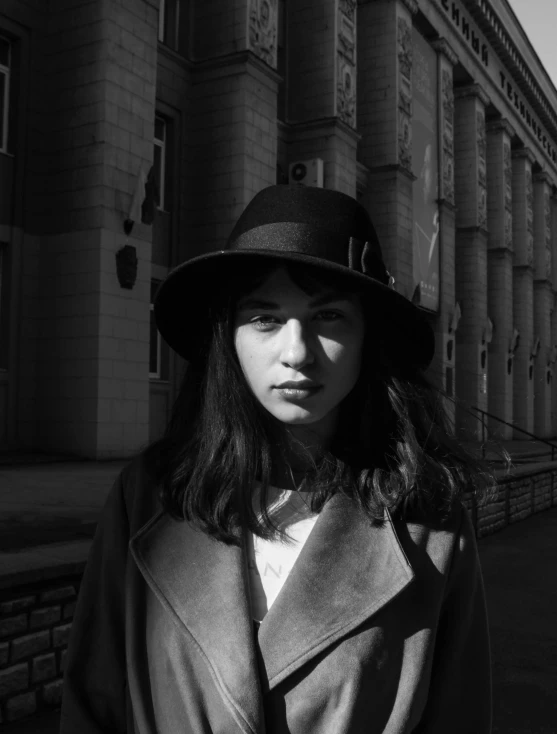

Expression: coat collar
xmin=129 ymin=493 xmax=414 ymax=734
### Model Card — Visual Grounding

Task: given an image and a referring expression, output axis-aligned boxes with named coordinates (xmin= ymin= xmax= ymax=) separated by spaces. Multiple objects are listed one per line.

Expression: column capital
xmin=512 ymin=146 xmax=536 ymax=165
xmin=432 ymin=37 xmax=458 ymax=66
xmin=454 ymin=83 xmax=490 ymax=107
xmin=486 ymin=117 xmax=516 ymax=139
xmin=533 ymin=170 xmax=554 ymax=187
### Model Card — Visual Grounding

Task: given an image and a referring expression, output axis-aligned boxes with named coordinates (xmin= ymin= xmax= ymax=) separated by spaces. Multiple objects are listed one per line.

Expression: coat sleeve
xmin=414 ymin=506 xmax=492 ymax=734
xmin=60 ymin=471 xmax=131 ymax=734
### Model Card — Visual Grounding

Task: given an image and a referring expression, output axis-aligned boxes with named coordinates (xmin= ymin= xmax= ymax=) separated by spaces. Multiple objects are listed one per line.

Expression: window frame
xmin=0 ymin=36 xmax=11 ymax=154
xmin=158 ymin=0 xmax=182 ymax=52
xmin=149 ymin=300 xmax=162 ymax=380
xmin=149 ymin=271 xmax=170 ymax=382
xmin=154 ymin=114 xmax=167 ymax=212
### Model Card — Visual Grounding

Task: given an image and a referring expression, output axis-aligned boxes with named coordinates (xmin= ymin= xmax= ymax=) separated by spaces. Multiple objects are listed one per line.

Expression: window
xmin=0 ymin=36 xmax=10 ymax=154
xmin=153 ymin=115 xmax=167 ymax=212
xmin=158 ymin=0 xmax=187 ymax=54
xmin=149 ymin=279 xmax=169 ymax=380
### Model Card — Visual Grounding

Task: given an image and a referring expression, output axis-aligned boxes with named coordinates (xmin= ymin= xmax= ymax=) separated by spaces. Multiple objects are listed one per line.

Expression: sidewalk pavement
xmin=479 ymin=507 xmax=557 ymax=734
xmin=0 ymin=460 xmax=125 ymax=587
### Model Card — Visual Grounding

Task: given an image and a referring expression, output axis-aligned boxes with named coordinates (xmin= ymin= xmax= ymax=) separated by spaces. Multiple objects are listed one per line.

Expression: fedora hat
xmin=154 ymin=185 xmax=435 ymax=369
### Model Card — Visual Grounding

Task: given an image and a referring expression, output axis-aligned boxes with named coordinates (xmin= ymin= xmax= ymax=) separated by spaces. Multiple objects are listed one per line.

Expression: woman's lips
xmin=274 ymin=384 xmax=322 ymax=400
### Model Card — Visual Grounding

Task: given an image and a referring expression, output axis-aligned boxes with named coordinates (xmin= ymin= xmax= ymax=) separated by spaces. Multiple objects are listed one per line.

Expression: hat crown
xmin=226 ymin=185 xmax=389 ymax=284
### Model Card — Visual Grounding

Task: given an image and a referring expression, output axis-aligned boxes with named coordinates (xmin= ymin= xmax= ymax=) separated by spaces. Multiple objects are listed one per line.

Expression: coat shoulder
xmin=117 ymin=453 xmax=163 ymax=533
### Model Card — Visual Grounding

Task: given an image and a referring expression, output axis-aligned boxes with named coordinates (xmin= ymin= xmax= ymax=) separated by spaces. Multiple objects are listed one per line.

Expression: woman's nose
xmin=280 ymin=320 xmax=315 ymax=369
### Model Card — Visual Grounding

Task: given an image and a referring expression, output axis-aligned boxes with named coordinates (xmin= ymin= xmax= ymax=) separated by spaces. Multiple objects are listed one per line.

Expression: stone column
xmin=533 ymin=172 xmax=554 ymax=437
xmin=357 ymin=0 xmax=417 ymax=302
xmin=486 ymin=119 xmax=515 ymax=439
xmin=431 ymin=38 xmax=458 ymax=428
xmin=453 ymin=84 xmax=489 ymax=439
xmin=187 ymin=0 xmax=280 ymax=258
xmin=551 ymin=195 xmax=557 ymax=434
xmin=283 ymin=0 xmax=358 ymax=196
xmin=511 ymin=148 xmax=536 ymax=436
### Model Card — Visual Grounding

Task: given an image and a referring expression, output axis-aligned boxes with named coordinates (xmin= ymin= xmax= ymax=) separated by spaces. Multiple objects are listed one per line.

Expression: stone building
xmin=1 ymin=0 xmax=557 ymax=457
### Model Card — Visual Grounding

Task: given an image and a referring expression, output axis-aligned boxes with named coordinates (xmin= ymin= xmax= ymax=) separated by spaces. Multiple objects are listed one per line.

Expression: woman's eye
xmin=251 ymin=315 xmax=278 ymax=330
xmin=315 ymin=310 xmax=343 ymax=322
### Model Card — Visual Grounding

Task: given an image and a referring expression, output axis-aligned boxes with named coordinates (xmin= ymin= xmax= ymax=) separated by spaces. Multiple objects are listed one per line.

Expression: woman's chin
xmin=270 ymin=407 xmax=323 ymax=426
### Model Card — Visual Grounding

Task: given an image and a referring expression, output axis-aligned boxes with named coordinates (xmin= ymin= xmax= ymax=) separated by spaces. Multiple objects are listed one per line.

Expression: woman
xmin=61 ymin=185 xmax=492 ymax=733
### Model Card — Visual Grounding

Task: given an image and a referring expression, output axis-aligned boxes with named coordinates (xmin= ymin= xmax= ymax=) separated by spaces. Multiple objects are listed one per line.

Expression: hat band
xmin=227 ymin=222 xmax=389 ymax=283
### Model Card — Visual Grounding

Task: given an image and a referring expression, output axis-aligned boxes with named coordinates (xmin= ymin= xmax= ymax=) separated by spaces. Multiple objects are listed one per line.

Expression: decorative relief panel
xmin=505 ymin=209 xmax=513 ymax=248
xmin=399 ymin=109 xmax=412 ymax=170
xmin=397 ymin=17 xmax=412 ymax=113
xmin=397 ymin=16 xmax=412 ymax=170
xmin=526 ymin=168 xmax=534 ymax=266
xmin=504 ymin=142 xmax=512 ymax=248
xmin=545 ymin=190 xmax=552 ymax=279
xmin=441 ymin=68 xmax=454 ymax=205
xmin=477 ymin=111 xmax=487 ymax=228
xmin=336 ymin=0 xmax=356 ymax=127
xmin=248 ymin=0 xmax=278 ymax=69
xmin=477 ymin=111 xmax=486 ymax=187
xmin=504 ymin=143 xmax=512 ymax=210
xmin=339 ymin=0 xmax=356 ymax=21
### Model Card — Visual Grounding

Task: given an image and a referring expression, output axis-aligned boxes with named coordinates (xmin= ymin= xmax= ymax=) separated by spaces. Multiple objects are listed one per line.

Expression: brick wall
xmin=470 ymin=466 xmax=557 ymax=537
xmin=0 ymin=577 xmax=80 ymax=725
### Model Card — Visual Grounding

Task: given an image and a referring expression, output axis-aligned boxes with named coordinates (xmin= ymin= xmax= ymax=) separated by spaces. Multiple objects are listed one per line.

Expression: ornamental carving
xmin=526 ymin=169 xmax=534 ymax=234
xmin=336 ymin=0 xmax=356 ymax=127
xmin=505 ymin=210 xmax=513 ymax=249
xmin=248 ymin=0 xmax=278 ymax=69
xmin=397 ymin=17 xmax=412 ymax=81
xmin=443 ymin=155 xmax=455 ymax=206
xmin=479 ymin=186 xmax=487 ymax=229
xmin=545 ymin=191 xmax=552 ymax=279
xmin=337 ymin=56 xmax=356 ymax=127
xmin=399 ymin=110 xmax=412 ymax=170
xmin=477 ymin=111 xmax=486 ymax=188
xmin=504 ymin=143 xmax=512 ymax=211
xmin=527 ymin=233 xmax=534 ymax=266
xmin=441 ymin=69 xmax=454 ymax=153
xmin=339 ymin=0 xmax=356 ymax=21
xmin=338 ymin=13 xmax=355 ymax=62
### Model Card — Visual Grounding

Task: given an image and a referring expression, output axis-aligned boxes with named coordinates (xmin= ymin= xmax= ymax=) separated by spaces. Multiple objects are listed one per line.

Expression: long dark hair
xmin=145 ymin=261 xmax=491 ymax=544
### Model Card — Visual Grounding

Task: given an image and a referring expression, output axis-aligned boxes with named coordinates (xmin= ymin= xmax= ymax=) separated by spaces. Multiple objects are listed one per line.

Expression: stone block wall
xmin=473 ymin=466 xmax=557 ymax=537
xmin=0 ymin=577 xmax=80 ymax=725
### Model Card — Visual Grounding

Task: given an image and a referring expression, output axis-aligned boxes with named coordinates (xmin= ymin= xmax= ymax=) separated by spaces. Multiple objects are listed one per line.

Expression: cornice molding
xmin=486 ymin=118 xmax=516 ymax=140
xmin=454 ymin=82 xmax=490 ymax=107
xmin=431 ymin=38 xmax=458 ymax=67
xmin=533 ymin=171 xmax=554 ymax=187
xmin=511 ymin=147 xmax=536 ymax=165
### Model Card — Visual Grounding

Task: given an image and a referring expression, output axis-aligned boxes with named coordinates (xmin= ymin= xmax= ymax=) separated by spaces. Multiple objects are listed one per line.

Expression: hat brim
xmin=154 ymin=249 xmax=435 ymax=369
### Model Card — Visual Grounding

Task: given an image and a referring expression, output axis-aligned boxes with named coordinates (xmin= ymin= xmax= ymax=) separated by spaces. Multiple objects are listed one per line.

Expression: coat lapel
xmin=129 ymin=493 xmax=415 ymax=723
xmin=129 ymin=511 xmax=264 ymax=734
xmin=257 ymin=494 xmax=415 ymax=690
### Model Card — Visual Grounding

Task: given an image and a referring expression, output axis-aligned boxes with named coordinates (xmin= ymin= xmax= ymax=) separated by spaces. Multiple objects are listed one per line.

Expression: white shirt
xmin=246 ymin=489 xmax=318 ymax=622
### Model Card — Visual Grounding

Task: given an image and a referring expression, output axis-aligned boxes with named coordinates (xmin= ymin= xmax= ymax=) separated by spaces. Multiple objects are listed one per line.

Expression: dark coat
xmin=60 ymin=458 xmax=491 ymax=733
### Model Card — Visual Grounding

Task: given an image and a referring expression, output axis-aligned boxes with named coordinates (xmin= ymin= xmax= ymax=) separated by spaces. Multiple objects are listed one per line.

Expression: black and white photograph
xmin=0 ymin=0 xmax=556 ymax=732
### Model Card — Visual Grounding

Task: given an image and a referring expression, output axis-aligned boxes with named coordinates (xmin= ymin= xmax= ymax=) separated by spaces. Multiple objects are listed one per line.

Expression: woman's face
xmin=233 ymin=267 xmax=365 ymax=440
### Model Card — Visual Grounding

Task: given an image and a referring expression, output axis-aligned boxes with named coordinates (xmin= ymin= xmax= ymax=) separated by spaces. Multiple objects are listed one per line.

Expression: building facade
xmin=2 ymin=0 xmax=557 ymax=457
